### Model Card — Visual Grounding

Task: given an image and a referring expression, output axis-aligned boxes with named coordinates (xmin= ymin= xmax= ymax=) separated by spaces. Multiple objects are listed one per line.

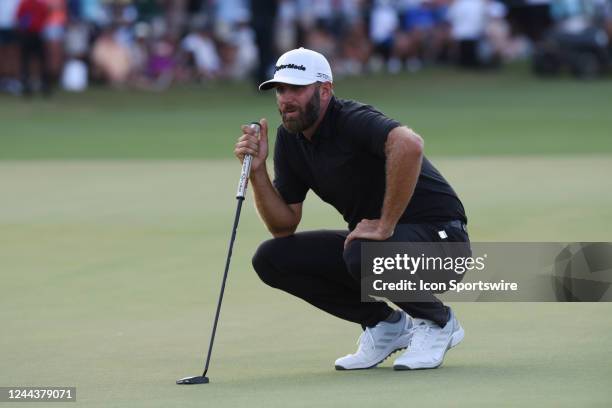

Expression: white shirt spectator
xmin=227 ymin=26 xmax=258 ymax=79
xmin=370 ymin=0 xmax=399 ymax=44
xmin=181 ymin=33 xmax=221 ymax=75
xmin=277 ymin=0 xmax=298 ymax=51
xmin=447 ymin=0 xmax=487 ymax=40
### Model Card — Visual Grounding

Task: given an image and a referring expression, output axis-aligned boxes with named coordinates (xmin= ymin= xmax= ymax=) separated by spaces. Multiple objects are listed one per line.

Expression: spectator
xmin=43 ymin=0 xmax=67 ymax=79
xmin=0 ymin=0 xmax=21 ymax=92
xmin=341 ymin=19 xmax=372 ymax=75
xmin=447 ymin=0 xmax=487 ymax=67
xmin=181 ymin=24 xmax=221 ymax=81
xmin=369 ymin=0 xmax=399 ymax=70
xmin=392 ymin=0 xmax=451 ymax=71
xmin=0 ymin=0 xmax=571 ymax=95
xmin=147 ymin=34 xmax=177 ymax=90
xmin=128 ymin=22 xmax=151 ymax=85
xmin=276 ymin=0 xmax=298 ymax=52
xmin=305 ymin=21 xmax=337 ymax=63
xmin=61 ymin=16 xmax=91 ymax=92
xmin=16 ymin=0 xmax=52 ymax=96
xmin=251 ymin=0 xmax=278 ymax=87
xmin=91 ymin=27 xmax=131 ymax=85
xmin=484 ymin=0 xmax=528 ymax=63
xmin=63 ymin=18 xmax=90 ymax=58
xmin=224 ymin=19 xmax=258 ymax=80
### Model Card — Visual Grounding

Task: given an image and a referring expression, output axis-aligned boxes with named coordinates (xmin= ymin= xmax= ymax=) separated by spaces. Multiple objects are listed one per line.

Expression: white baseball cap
xmin=259 ymin=47 xmax=333 ymax=91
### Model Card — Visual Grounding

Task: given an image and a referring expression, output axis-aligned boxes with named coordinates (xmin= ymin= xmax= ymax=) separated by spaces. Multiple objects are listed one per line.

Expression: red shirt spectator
xmin=44 ymin=0 xmax=66 ymax=28
xmin=16 ymin=0 xmax=49 ymax=34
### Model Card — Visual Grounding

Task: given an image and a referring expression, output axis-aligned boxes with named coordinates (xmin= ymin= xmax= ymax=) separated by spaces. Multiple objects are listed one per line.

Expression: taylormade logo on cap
xmin=275 ymin=63 xmax=306 ymax=72
xmin=259 ymin=47 xmax=333 ymax=91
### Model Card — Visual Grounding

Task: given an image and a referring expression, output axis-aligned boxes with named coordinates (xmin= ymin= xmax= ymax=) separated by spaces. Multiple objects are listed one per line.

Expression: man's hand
xmin=234 ymin=118 xmax=269 ymax=172
xmin=344 ymin=219 xmax=394 ymax=249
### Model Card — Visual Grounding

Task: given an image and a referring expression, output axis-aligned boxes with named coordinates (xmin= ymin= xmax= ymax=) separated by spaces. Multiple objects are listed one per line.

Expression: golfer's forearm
xmin=380 ymin=128 xmax=423 ymax=232
xmin=250 ymin=165 xmax=299 ymax=237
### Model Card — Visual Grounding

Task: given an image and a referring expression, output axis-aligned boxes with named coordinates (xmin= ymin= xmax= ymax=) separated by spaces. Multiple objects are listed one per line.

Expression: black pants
xmin=252 ymin=222 xmax=469 ymax=328
xmin=19 ymin=32 xmax=50 ymax=95
xmin=252 ymin=19 xmax=276 ymax=87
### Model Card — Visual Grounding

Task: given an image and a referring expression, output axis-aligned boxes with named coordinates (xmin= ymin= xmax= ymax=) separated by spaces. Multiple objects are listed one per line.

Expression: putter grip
xmin=236 ymin=122 xmax=260 ymax=199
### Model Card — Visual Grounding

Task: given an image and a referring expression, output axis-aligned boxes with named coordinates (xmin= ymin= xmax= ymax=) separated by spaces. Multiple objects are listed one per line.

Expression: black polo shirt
xmin=272 ymin=96 xmax=467 ymax=230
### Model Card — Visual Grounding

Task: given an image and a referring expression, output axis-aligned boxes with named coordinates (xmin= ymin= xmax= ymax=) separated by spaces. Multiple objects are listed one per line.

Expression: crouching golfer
xmin=234 ymin=48 xmax=468 ymax=370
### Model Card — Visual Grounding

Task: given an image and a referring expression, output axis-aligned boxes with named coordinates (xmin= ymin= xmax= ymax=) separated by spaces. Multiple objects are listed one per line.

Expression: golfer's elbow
xmin=268 ymin=202 xmax=301 ymax=238
xmin=387 ymin=127 xmax=424 ymax=158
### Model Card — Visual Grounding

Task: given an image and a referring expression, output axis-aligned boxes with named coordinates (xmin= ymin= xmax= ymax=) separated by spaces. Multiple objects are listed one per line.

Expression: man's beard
xmin=279 ymin=88 xmax=321 ymax=134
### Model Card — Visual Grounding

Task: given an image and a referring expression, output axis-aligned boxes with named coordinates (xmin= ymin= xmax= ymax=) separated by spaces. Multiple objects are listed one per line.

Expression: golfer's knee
xmin=343 ymin=240 xmax=362 ymax=280
xmin=252 ymin=238 xmax=284 ymax=287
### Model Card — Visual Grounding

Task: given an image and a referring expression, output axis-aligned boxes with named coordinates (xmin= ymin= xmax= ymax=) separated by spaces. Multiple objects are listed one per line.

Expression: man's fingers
xmin=344 ymin=225 xmax=389 ymax=248
xmin=344 ymin=227 xmax=367 ymax=248
xmin=236 ymin=121 xmax=267 ymax=169
xmin=344 ymin=231 xmax=355 ymax=249
xmin=234 ymin=147 xmax=258 ymax=157
xmin=259 ymin=118 xmax=268 ymax=143
xmin=355 ymin=219 xmax=373 ymax=227
xmin=236 ymin=148 xmax=258 ymax=156
xmin=234 ymin=150 xmax=245 ymax=162
xmin=238 ymin=133 xmax=259 ymax=144
xmin=344 ymin=232 xmax=365 ymax=249
xmin=235 ymin=139 xmax=259 ymax=158
xmin=241 ymin=124 xmax=257 ymax=135
xmin=236 ymin=140 xmax=259 ymax=151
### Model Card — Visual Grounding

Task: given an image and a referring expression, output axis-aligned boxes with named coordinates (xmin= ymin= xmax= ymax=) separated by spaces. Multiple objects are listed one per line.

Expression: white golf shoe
xmin=393 ymin=308 xmax=464 ymax=370
xmin=335 ymin=312 xmax=413 ymax=370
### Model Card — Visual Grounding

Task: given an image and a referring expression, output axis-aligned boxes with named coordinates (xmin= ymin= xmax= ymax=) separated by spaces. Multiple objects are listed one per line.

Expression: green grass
xmin=1 ymin=69 xmax=611 ymax=407
xmin=1 ymin=66 xmax=612 ymax=159
xmin=1 ymin=158 xmax=611 ymax=407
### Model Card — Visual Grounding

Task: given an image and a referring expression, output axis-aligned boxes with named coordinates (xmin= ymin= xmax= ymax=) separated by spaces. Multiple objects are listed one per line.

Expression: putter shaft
xmin=179 ymin=122 xmax=260 ymax=385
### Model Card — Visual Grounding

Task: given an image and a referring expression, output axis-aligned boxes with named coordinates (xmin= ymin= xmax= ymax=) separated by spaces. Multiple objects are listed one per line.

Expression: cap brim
xmin=258 ymin=76 xmax=317 ymax=91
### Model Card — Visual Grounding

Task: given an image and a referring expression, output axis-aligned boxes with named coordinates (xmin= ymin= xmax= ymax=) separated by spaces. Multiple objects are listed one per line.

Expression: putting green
xmin=1 ymin=157 xmax=611 ymax=407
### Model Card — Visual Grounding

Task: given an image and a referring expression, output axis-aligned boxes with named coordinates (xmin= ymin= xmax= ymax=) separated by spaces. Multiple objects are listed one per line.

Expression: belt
xmin=445 ymin=220 xmax=468 ymax=234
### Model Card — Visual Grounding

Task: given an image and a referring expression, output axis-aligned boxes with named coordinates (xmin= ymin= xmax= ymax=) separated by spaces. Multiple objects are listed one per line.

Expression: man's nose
xmin=277 ymin=91 xmax=295 ymax=106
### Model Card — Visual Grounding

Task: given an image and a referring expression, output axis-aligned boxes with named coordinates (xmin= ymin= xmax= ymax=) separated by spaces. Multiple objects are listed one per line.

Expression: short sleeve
xmin=340 ymin=104 xmax=401 ymax=158
xmin=272 ymin=130 xmax=308 ymax=204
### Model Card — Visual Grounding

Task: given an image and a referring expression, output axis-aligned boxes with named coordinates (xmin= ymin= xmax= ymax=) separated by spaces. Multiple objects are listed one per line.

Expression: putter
xmin=177 ymin=122 xmax=260 ymax=385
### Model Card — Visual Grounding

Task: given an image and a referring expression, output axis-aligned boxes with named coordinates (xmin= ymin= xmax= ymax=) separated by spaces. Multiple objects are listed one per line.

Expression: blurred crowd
xmin=0 ymin=0 xmax=610 ymax=95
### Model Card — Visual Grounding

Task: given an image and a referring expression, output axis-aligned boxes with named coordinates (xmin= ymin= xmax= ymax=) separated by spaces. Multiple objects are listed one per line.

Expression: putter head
xmin=176 ymin=375 xmax=209 ymax=385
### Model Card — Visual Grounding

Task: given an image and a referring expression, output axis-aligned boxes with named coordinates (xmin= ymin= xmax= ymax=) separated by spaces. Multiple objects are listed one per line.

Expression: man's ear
xmin=321 ymin=82 xmax=333 ymax=100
